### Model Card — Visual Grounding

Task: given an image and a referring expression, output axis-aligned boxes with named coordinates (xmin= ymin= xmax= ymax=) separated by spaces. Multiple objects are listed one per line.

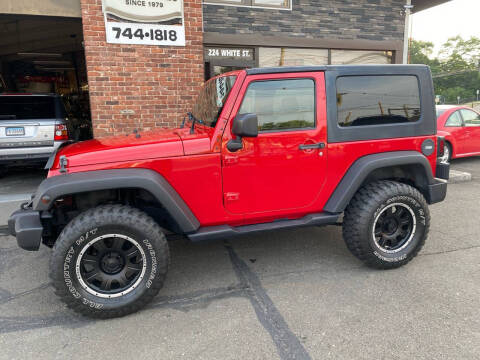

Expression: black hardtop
xmin=246 ymin=64 xmax=430 ymax=76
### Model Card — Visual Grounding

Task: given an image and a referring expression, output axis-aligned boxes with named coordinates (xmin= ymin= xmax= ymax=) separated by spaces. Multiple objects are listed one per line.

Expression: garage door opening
xmin=0 ymin=15 xmax=92 ymax=141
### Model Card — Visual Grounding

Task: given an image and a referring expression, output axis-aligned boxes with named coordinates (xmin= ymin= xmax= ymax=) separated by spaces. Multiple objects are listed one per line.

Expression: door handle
xmin=299 ymin=142 xmax=325 ymax=150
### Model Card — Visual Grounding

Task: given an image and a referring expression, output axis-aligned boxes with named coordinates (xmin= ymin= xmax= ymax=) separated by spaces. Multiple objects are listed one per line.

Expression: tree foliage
xmin=409 ymin=36 xmax=480 ymax=103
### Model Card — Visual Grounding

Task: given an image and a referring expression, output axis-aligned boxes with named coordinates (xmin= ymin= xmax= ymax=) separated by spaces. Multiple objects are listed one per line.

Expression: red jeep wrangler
xmin=8 ymin=65 xmax=449 ymax=318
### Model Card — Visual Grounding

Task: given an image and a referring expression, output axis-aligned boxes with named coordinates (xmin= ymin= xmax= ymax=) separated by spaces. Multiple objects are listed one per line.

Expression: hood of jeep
xmin=52 ymin=129 xmax=184 ymax=169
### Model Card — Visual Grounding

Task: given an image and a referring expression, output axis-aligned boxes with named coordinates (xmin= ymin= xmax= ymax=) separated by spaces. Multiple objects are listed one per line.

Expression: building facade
xmin=0 ymin=0 xmax=448 ymax=137
xmin=203 ymin=0 xmax=404 ymax=78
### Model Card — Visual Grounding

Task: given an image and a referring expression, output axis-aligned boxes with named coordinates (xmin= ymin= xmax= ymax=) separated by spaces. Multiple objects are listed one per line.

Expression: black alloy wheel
xmin=373 ymin=203 xmax=415 ymax=252
xmin=78 ymin=234 xmax=146 ymax=297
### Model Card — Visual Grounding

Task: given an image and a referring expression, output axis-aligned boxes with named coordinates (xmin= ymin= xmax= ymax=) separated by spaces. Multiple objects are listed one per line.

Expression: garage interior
xmin=0 ymin=15 xmax=92 ymax=139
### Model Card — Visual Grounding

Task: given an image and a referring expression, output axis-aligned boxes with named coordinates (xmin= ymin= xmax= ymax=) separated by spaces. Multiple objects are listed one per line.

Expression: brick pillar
xmin=80 ymin=0 xmax=204 ymax=137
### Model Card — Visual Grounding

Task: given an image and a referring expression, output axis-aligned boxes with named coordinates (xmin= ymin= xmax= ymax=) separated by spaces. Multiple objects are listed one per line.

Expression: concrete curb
xmin=449 ymin=170 xmax=472 ymax=184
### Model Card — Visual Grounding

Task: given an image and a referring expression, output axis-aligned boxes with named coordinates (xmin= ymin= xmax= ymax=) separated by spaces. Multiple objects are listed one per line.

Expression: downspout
xmin=402 ymin=0 xmax=414 ymax=64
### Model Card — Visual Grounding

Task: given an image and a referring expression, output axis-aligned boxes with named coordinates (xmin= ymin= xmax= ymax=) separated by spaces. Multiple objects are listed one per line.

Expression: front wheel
xmin=343 ymin=181 xmax=430 ymax=269
xmin=49 ymin=205 xmax=169 ymax=318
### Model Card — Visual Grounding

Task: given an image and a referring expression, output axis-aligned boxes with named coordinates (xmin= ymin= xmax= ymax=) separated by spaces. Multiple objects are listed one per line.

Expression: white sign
xmin=106 ymin=22 xmax=185 ymax=46
xmin=103 ymin=0 xmax=182 ymax=22
xmin=102 ymin=0 xmax=185 ymax=46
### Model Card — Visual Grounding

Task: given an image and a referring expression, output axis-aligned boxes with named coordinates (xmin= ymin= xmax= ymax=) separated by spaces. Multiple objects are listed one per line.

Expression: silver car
xmin=0 ymin=94 xmax=70 ymax=173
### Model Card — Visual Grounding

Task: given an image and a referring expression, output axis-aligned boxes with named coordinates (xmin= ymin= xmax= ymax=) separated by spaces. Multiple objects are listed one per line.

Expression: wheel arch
xmin=323 ymin=151 xmax=436 ymax=213
xmin=33 ymin=168 xmax=200 ymax=234
xmin=437 ymin=131 xmax=456 ymax=158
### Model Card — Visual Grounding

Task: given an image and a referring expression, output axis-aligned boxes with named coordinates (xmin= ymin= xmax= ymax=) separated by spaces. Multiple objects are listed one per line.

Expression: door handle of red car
xmin=299 ymin=142 xmax=325 ymax=150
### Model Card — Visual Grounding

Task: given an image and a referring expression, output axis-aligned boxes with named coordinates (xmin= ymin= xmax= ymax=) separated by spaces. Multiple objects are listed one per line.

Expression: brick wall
xmin=80 ymin=0 xmax=204 ymax=137
xmin=203 ymin=0 xmax=404 ymax=42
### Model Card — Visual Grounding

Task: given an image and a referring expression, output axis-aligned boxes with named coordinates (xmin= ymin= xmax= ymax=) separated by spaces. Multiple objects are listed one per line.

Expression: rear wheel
xmin=50 ymin=205 xmax=169 ymax=318
xmin=440 ymin=142 xmax=451 ymax=163
xmin=343 ymin=181 xmax=429 ymax=269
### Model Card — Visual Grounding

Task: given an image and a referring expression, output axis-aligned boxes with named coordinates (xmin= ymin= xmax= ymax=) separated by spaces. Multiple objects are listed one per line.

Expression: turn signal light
xmin=54 ymin=124 xmax=69 ymax=141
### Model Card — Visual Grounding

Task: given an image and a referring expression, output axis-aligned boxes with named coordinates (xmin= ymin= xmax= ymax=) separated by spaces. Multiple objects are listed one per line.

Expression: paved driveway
xmin=0 ymin=158 xmax=479 ymax=359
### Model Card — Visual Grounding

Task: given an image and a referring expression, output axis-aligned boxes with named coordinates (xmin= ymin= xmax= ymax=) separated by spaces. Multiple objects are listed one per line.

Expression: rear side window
xmin=460 ymin=109 xmax=480 ymax=127
xmin=0 ymin=96 xmax=56 ymax=120
xmin=336 ymin=75 xmax=421 ymax=127
xmin=445 ymin=111 xmax=463 ymax=127
xmin=239 ymin=79 xmax=315 ymax=131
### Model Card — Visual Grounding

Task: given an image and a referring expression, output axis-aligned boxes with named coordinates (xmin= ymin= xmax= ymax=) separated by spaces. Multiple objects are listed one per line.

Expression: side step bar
xmin=187 ymin=212 xmax=340 ymax=242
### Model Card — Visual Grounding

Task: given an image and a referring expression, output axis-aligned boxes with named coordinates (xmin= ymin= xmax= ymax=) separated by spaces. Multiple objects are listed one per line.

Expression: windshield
xmin=191 ymin=75 xmax=237 ymax=128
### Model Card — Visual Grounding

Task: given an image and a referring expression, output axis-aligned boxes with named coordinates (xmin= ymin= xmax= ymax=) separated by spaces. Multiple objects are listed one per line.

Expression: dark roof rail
xmin=245 ymin=64 xmax=430 ymax=76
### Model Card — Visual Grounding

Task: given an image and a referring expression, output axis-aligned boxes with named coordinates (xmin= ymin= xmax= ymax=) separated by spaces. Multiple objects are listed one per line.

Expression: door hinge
xmin=224 ymin=192 xmax=240 ymax=202
xmin=223 ymin=155 xmax=239 ymax=166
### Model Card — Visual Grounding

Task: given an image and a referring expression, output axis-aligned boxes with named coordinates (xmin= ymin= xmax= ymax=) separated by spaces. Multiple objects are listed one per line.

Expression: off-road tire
xmin=49 ymin=205 xmax=169 ymax=318
xmin=343 ymin=180 xmax=430 ymax=269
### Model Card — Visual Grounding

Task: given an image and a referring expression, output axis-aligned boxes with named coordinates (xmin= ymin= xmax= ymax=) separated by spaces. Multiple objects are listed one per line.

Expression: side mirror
xmin=233 ymin=113 xmax=258 ymax=138
xmin=227 ymin=113 xmax=258 ymax=152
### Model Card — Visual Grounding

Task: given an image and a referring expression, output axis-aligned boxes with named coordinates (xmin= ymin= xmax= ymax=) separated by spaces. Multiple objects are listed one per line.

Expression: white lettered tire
xmin=49 ymin=205 xmax=169 ymax=318
xmin=343 ymin=181 xmax=430 ymax=269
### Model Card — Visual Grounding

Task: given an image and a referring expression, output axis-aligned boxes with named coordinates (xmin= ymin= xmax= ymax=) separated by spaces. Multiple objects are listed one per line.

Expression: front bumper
xmin=8 ymin=208 xmax=43 ymax=251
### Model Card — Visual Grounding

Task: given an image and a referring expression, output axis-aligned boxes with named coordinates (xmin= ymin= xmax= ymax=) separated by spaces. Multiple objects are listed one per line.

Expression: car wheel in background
xmin=440 ymin=142 xmax=451 ymax=163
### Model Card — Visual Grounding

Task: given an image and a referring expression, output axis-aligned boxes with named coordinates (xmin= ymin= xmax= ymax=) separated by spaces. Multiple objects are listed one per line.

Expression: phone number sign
xmin=106 ymin=23 xmax=185 ymax=46
xmin=102 ymin=0 xmax=185 ymax=46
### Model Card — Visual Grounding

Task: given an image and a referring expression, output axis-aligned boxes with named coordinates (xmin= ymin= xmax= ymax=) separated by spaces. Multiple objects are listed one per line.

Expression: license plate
xmin=6 ymin=127 xmax=25 ymax=136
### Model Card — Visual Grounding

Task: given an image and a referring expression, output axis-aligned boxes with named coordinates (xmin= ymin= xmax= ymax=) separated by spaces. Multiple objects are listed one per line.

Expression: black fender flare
xmin=323 ymin=151 xmax=436 ymax=213
xmin=32 ymin=168 xmax=200 ymax=233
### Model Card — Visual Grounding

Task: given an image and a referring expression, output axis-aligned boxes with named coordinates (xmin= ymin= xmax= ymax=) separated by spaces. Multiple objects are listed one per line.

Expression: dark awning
xmin=412 ymin=0 xmax=451 ymax=13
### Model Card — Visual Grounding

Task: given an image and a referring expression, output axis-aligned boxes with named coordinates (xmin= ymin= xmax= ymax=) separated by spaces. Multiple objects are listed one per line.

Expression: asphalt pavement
xmin=0 ymin=158 xmax=479 ymax=359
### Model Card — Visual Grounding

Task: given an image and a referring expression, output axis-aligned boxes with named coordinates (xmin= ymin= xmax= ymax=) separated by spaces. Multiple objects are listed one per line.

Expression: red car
xmin=436 ymin=105 xmax=480 ymax=162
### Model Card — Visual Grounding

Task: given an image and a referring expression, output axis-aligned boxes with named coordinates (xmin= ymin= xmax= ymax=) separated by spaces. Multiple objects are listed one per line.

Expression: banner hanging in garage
xmin=101 ymin=0 xmax=185 ymax=46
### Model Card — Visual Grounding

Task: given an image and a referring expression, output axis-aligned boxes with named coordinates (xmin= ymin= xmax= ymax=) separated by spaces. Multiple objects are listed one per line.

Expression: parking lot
xmin=0 ymin=158 xmax=479 ymax=360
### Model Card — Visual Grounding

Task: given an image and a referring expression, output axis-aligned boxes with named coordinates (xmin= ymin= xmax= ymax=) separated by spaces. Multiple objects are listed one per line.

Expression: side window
xmin=336 ymin=75 xmax=421 ymax=127
xmin=460 ymin=109 xmax=480 ymax=127
xmin=238 ymin=79 xmax=315 ymax=131
xmin=445 ymin=111 xmax=463 ymax=127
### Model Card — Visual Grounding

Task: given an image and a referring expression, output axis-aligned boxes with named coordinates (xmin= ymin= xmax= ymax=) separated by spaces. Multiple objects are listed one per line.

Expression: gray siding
xmin=203 ymin=0 xmax=405 ymax=42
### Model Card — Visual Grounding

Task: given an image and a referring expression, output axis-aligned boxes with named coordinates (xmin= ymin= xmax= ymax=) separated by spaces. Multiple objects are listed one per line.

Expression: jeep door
xmin=221 ymin=71 xmax=328 ymax=216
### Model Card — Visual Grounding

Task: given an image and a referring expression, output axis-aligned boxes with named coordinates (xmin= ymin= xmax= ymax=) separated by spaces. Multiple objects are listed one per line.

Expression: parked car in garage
xmin=0 ymin=75 xmax=6 ymax=93
xmin=0 ymin=93 xmax=71 ymax=174
xmin=436 ymin=105 xmax=480 ymax=163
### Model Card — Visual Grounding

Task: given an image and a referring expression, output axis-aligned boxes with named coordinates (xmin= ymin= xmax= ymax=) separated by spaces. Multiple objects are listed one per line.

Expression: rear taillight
xmin=437 ymin=136 xmax=445 ymax=158
xmin=54 ymin=123 xmax=69 ymax=141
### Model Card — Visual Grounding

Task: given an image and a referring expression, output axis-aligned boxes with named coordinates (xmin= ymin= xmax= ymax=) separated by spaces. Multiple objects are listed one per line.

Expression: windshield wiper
xmin=187 ymin=112 xmax=205 ymax=134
